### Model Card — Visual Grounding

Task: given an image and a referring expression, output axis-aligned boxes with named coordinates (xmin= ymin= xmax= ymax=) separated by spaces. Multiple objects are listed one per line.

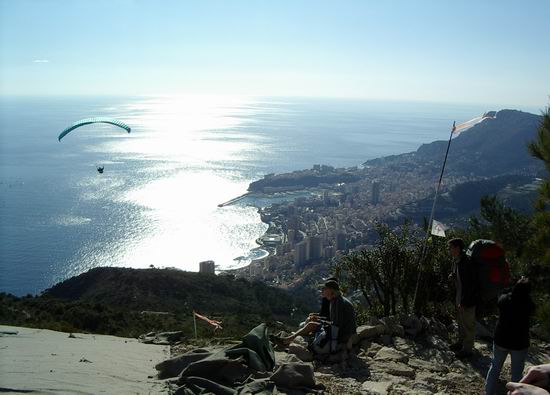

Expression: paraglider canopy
xmin=58 ymin=117 xmax=131 ymax=141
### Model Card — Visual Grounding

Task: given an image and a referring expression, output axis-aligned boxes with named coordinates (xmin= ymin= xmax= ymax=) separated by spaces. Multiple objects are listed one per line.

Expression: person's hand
xmin=306 ymin=313 xmax=320 ymax=323
xmin=506 ymin=382 xmax=550 ymax=395
xmin=520 ymin=364 xmax=550 ymax=388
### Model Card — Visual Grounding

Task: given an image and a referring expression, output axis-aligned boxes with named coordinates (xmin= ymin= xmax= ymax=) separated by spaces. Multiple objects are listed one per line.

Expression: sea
xmin=0 ymin=95 xmax=529 ymax=296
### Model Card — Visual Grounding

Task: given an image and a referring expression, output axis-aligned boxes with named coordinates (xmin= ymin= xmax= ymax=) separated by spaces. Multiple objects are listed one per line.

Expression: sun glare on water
xmin=74 ymin=95 xmax=269 ymax=274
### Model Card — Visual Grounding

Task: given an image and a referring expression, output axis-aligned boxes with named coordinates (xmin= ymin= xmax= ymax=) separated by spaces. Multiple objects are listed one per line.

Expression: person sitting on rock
xmin=281 ymin=280 xmax=356 ymax=354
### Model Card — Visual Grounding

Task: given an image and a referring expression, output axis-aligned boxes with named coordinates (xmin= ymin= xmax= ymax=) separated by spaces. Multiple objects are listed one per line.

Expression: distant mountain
xmin=394 ymin=174 xmax=540 ymax=227
xmin=366 ymin=109 xmax=544 ymax=177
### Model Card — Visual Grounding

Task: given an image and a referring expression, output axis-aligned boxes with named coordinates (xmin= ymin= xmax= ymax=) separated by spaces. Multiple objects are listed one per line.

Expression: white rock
xmin=361 ymin=380 xmax=392 ymax=395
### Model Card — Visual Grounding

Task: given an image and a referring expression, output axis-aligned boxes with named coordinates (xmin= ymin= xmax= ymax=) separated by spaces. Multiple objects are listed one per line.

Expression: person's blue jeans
xmin=485 ymin=343 xmax=528 ymax=395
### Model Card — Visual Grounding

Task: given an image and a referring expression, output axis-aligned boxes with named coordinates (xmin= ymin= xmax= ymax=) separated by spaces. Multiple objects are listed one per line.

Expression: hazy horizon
xmin=1 ymin=0 xmax=549 ymax=107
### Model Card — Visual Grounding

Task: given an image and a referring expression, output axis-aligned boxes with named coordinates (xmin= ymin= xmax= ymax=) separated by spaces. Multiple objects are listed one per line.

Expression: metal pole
xmin=193 ymin=311 xmax=198 ymax=339
xmin=412 ymin=122 xmax=455 ymax=311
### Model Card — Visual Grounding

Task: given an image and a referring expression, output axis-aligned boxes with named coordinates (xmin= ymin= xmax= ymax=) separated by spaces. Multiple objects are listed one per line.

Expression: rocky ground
xmin=155 ymin=315 xmax=550 ymax=395
xmin=293 ymin=316 xmax=550 ymax=395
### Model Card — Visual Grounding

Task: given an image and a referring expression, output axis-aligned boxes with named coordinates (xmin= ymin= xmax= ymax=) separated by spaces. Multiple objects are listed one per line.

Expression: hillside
xmin=366 ymin=109 xmax=544 ymax=178
xmin=0 ymin=267 xmax=313 ymax=337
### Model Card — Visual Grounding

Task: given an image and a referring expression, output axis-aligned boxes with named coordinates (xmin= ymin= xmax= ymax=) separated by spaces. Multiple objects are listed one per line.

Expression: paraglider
xmin=58 ymin=117 xmax=131 ymax=141
xmin=97 ymin=166 xmax=104 ymax=174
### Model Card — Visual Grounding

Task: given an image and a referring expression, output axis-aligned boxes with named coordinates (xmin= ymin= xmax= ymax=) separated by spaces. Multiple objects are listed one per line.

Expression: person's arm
xmin=520 ymin=364 xmax=550 ymax=389
xmin=506 ymin=382 xmax=550 ymax=395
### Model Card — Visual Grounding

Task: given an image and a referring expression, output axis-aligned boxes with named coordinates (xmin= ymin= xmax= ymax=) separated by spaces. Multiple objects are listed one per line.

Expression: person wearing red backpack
xmin=485 ymin=277 xmax=536 ymax=395
xmin=448 ymin=238 xmax=478 ymax=358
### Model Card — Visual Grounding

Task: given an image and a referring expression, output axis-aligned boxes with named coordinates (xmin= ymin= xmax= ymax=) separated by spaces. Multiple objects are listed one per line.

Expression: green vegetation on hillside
xmin=0 ymin=267 xmax=311 ymax=338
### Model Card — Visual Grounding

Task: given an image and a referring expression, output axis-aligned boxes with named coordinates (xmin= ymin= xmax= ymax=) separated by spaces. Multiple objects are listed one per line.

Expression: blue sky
xmin=1 ymin=0 xmax=549 ymax=107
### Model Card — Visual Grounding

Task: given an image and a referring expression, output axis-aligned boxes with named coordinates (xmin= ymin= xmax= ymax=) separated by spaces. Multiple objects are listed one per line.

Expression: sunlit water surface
xmin=0 ymin=96 xmax=497 ymax=295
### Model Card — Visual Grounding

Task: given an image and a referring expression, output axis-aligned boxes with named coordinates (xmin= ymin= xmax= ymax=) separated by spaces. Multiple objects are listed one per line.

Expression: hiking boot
xmin=449 ymin=342 xmax=462 ymax=352
xmin=455 ymin=349 xmax=473 ymax=359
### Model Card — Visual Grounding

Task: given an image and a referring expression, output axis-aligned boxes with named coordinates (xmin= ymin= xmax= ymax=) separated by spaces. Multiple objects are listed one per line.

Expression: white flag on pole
xmin=452 ymin=112 xmax=496 ymax=137
xmin=431 ymin=219 xmax=447 ymax=238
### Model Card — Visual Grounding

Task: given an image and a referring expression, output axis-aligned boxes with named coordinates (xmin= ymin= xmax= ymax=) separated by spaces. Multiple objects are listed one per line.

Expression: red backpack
xmin=465 ymin=239 xmax=510 ymax=304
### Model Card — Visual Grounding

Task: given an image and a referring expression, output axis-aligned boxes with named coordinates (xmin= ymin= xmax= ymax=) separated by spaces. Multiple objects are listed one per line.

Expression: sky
xmin=1 ymin=0 xmax=549 ymax=107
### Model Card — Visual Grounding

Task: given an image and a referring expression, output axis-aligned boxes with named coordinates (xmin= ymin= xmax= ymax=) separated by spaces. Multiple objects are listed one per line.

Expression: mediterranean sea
xmin=0 ymin=95 xmax=530 ymax=295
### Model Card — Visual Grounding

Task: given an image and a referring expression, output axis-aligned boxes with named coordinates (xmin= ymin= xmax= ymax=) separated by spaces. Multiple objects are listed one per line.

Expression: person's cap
xmin=322 ymin=276 xmax=338 ymax=282
xmin=320 ymin=280 xmax=340 ymax=291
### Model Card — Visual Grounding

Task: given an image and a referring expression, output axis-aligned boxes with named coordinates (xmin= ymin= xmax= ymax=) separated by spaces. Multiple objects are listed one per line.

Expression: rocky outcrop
xmin=157 ymin=314 xmax=550 ymax=395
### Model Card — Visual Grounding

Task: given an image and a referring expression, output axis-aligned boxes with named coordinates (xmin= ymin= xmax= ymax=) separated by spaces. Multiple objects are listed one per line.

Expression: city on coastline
xmin=200 ymin=110 xmax=543 ymax=289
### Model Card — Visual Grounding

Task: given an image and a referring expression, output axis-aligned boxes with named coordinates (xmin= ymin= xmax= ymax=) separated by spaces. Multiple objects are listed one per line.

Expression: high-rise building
xmin=294 ymin=241 xmax=307 ymax=269
xmin=307 ymin=235 xmax=323 ymax=260
xmin=199 ymin=260 xmax=215 ymax=274
xmin=287 ymin=216 xmax=299 ymax=231
xmin=335 ymin=231 xmax=347 ymax=251
xmin=287 ymin=229 xmax=296 ymax=245
xmin=372 ymin=181 xmax=380 ymax=205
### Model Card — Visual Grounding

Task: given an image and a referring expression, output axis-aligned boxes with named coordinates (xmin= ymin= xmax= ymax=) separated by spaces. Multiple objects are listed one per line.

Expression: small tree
xmin=336 ymin=222 xmax=426 ymax=316
xmin=527 ymin=105 xmax=550 ymax=266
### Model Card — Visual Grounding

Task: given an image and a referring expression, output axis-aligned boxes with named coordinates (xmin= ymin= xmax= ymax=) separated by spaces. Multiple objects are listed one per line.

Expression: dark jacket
xmin=494 ymin=291 xmax=534 ymax=350
xmin=457 ymin=253 xmax=478 ymax=308
xmin=319 ymin=298 xmax=330 ymax=320
xmin=329 ymin=295 xmax=357 ymax=344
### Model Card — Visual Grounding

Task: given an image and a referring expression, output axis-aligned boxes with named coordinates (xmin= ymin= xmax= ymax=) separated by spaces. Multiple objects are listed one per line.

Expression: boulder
xmin=361 ymin=380 xmax=392 ymax=395
xmin=357 ymin=325 xmax=386 ymax=339
xmin=380 ymin=316 xmax=404 ymax=336
xmin=271 ymin=362 xmax=316 ymax=388
xmin=401 ymin=314 xmax=424 ymax=337
xmin=288 ymin=343 xmax=313 ymax=362
xmin=374 ymin=347 xmax=409 ymax=363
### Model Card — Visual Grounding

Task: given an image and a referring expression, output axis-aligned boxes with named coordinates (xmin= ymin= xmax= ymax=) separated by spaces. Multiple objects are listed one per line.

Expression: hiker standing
xmin=448 ymin=238 xmax=477 ymax=358
xmin=485 ymin=278 xmax=535 ymax=395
